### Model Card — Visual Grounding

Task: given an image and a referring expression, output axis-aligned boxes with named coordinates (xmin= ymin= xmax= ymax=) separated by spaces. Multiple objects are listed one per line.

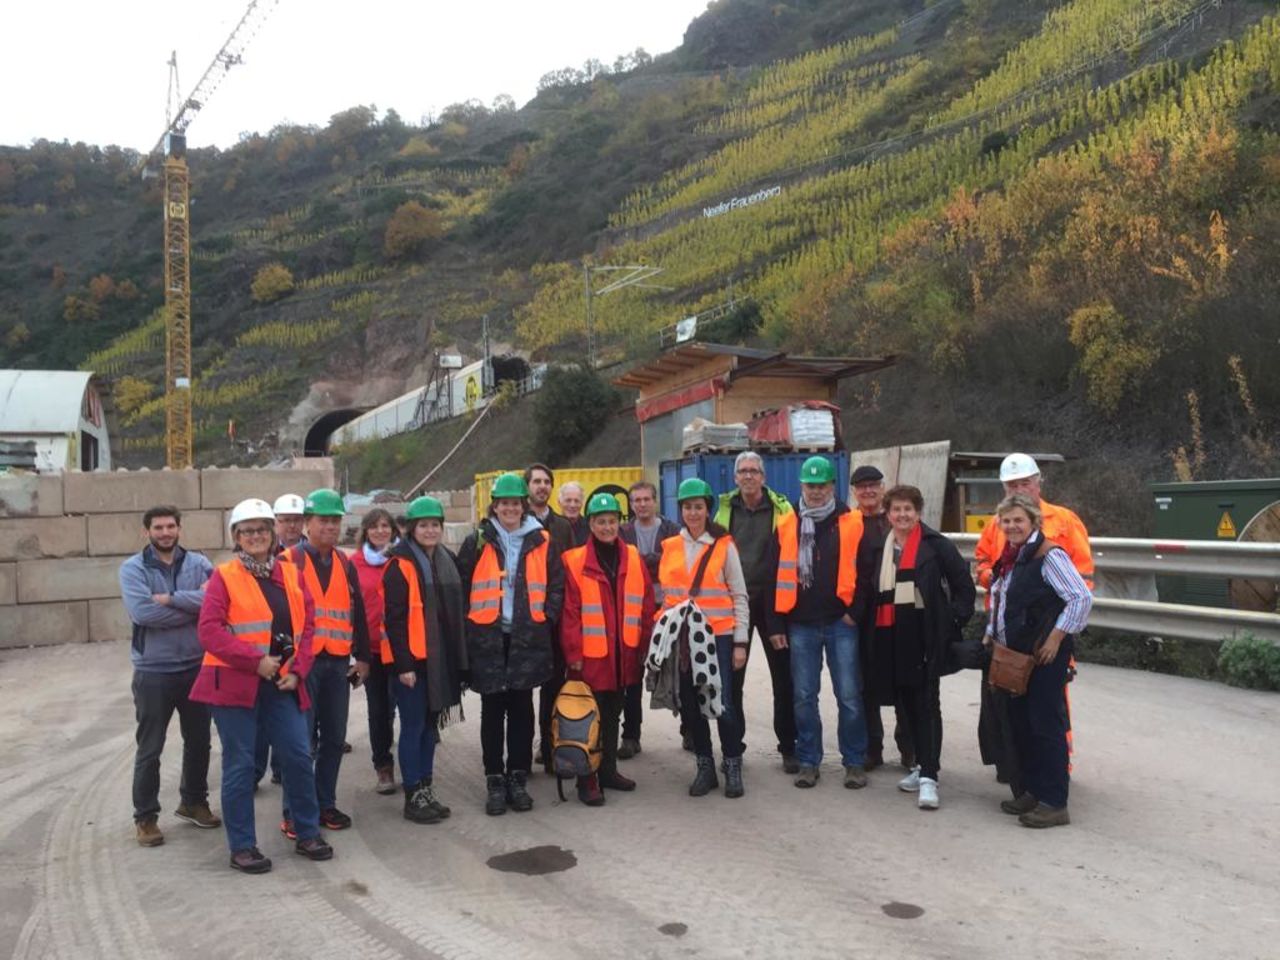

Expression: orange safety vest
xmin=467 ymin=530 xmax=550 ymax=625
xmin=204 ymin=557 xmax=306 ymax=670
xmin=658 ymin=534 xmax=736 ymax=636
xmin=382 ymin=557 xmax=428 ymax=665
xmin=297 ymin=549 xmax=355 ymax=657
xmin=774 ymin=509 xmax=863 ymax=613
xmin=975 ymin=499 xmax=1094 ymax=590
xmin=563 ymin=542 xmax=646 ymax=658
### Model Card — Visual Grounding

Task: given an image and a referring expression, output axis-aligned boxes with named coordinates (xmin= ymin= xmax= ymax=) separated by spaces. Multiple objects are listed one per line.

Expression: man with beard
xmin=119 ymin=506 xmax=219 ymax=847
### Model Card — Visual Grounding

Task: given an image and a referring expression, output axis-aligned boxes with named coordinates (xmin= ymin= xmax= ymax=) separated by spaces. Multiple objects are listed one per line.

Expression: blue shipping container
xmin=659 ymin=451 xmax=851 ymax=521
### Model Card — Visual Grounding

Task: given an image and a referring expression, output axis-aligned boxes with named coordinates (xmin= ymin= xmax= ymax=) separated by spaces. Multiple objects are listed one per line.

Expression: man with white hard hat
xmin=273 ymin=494 xmax=306 ymax=550
xmin=974 ymin=453 xmax=1092 ymax=793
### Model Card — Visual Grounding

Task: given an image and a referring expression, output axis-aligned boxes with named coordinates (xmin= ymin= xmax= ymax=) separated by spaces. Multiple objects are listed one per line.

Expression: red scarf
xmin=874 ymin=522 xmax=923 ymax=628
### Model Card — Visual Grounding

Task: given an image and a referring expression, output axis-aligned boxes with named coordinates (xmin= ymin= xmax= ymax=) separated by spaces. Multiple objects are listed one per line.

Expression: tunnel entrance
xmin=305 ymin=408 xmax=366 ymax=456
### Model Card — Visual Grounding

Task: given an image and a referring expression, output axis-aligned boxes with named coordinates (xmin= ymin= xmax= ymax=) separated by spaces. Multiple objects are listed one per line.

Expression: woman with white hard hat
xmin=191 ymin=498 xmax=333 ymax=874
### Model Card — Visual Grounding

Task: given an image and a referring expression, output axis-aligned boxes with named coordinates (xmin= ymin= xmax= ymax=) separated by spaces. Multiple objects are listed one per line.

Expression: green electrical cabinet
xmin=1151 ymin=479 xmax=1280 ymax=607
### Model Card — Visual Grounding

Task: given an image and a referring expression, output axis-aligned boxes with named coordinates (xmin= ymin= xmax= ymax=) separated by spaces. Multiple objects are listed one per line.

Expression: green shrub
xmin=534 ymin=365 xmax=616 ymax=466
xmin=1217 ymin=634 xmax=1280 ymax=691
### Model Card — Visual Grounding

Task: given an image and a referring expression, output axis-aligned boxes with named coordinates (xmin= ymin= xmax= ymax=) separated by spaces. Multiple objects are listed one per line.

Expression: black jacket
xmin=852 ymin=523 xmax=976 ymax=685
xmin=620 ymin=516 xmax=681 ymax=581
xmin=456 ymin=518 xmax=565 ymax=695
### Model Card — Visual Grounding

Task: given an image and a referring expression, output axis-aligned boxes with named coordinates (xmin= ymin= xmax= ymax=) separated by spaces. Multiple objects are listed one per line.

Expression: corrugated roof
xmin=613 ymin=342 xmax=895 ymax=390
xmin=0 ymin=370 xmax=98 ymax=433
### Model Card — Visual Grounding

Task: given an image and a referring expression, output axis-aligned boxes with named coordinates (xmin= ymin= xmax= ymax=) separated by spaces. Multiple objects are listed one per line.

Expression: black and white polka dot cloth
xmin=647 ymin=601 xmax=723 ymax=718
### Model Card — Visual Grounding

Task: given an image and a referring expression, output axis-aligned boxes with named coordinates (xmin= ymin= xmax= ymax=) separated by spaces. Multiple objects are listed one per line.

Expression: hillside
xmin=1 ymin=0 xmax=1277 ymax=501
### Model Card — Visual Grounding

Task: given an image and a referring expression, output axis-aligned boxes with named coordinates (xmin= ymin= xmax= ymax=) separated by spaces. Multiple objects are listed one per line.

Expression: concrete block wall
xmin=0 ymin=463 xmax=332 ymax=650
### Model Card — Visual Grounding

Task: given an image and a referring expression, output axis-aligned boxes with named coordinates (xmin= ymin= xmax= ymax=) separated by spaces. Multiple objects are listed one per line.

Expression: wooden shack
xmin=613 ymin=342 xmax=893 ymax=478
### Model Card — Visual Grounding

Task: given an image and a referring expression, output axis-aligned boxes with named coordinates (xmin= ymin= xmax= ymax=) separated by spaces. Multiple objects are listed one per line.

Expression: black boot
xmin=724 ymin=756 xmax=745 ymax=799
xmin=506 ymin=771 xmax=534 ymax=812
xmin=404 ymin=780 xmax=443 ymax=824
xmin=418 ymin=776 xmax=451 ymax=819
xmin=689 ymin=756 xmax=718 ymax=797
xmin=485 ymin=775 xmax=507 ymax=816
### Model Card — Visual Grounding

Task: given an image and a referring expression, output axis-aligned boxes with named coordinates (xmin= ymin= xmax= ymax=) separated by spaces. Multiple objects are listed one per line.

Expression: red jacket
xmin=559 ymin=539 xmax=655 ymax=692
xmin=191 ymin=560 xmax=316 ymax=710
xmin=348 ymin=547 xmax=388 ymax=664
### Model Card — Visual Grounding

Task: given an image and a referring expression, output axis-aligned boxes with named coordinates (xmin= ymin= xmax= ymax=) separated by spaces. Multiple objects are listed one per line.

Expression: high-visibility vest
xmin=975 ymin=499 xmax=1094 ymax=590
xmin=658 ymin=534 xmax=736 ymax=636
xmin=382 ymin=556 xmax=427 ymax=665
xmin=563 ymin=542 xmax=646 ymax=658
xmin=204 ymin=557 xmax=305 ymax=671
xmin=774 ymin=509 xmax=863 ymax=613
xmin=467 ymin=530 xmax=550 ymax=625
xmin=295 ymin=548 xmax=355 ymax=657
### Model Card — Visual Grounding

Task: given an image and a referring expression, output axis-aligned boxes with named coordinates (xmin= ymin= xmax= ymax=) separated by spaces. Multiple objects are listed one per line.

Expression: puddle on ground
xmin=658 ymin=923 xmax=688 ymax=937
xmin=486 ymin=845 xmax=578 ymax=875
xmin=344 ymin=879 xmax=369 ymax=895
xmin=881 ymin=902 xmax=925 ymax=919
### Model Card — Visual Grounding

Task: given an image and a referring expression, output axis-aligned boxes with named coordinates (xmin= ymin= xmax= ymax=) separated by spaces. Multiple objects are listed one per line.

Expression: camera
xmin=269 ymin=632 xmax=295 ymax=678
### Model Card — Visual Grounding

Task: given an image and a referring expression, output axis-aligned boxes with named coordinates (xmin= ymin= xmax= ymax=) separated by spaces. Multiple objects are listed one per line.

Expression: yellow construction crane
xmin=143 ymin=1 xmax=279 ymax=468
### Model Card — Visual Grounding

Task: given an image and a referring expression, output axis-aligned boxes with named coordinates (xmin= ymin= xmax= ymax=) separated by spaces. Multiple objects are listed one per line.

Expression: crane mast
xmin=148 ymin=0 xmax=278 ymax=468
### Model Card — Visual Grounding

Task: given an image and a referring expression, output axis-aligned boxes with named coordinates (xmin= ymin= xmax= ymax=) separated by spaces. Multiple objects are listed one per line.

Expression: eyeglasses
xmin=736 ymin=468 xmax=763 ymax=476
xmin=237 ymin=526 xmax=272 ymax=537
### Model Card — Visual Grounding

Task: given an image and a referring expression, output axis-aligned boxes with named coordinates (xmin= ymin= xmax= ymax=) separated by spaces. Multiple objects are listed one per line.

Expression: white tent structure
xmin=0 ymin=370 xmax=114 ymax=472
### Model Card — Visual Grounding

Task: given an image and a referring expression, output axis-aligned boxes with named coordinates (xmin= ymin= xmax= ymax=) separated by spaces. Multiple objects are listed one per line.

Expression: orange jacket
xmin=975 ymin=498 xmax=1094 ymax=590
xmin=774 ymin=509 xmax=862 ymax=612
xmin=658 ymin=535 xmax=736 ymax=636
xmin=202 ymin=557 xmax=306 ymax=671
xmin=297 ymin=548 xmax=355 ymax=657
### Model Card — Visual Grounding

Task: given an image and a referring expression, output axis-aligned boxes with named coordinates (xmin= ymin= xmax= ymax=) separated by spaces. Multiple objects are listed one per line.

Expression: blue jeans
xmin=789 ymin=618 xmax=868 ymax=768
xmin=298 ymin=655 xmax=351 ymax=812
xmin=678 ymin=633 xmax=744 ymax=760
xmin=211 ymin=681 xmax=320 ymax=852
xmin=392 ymin=667 xmax=438 ymax=788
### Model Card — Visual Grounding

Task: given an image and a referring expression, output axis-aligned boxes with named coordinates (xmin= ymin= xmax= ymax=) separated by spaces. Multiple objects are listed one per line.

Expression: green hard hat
xmin=303 ymin=488 xmax=345 ymax=517
xmin=405 ymin=496 xmax=444 ymax=521
xmin=490 ymin=472 xmax=529 ymax=499
xmin=800 ymin=456 xmax=836 ymax=484
xmin=585 ymin=492 xmax=622 ymax=517
xmin=676 ymin=477 xmax=716 ymax=504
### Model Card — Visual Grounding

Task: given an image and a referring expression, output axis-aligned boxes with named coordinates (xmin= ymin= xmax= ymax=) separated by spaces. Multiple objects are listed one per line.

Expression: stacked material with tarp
xmin=681 ymin=417 xmax=751 ymax=453
xmin=748 ymin=401 xmax=842 ymax=451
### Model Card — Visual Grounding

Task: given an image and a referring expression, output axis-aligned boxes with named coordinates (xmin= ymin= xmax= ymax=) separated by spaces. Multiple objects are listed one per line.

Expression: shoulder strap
xmin=689 ymin=537 xmax=720 ymax=598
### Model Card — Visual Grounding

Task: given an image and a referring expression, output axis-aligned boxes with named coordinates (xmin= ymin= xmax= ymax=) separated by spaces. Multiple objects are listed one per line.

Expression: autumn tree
xmin=384 ymin=201 xmax=443 ymax=260
xmin=250 ymin=262 xmax=295 ymax=303
xmin=88 ymin=274 xmax=116 ymax=303
xmin=63 ymin=295 xmax=99 ymax=324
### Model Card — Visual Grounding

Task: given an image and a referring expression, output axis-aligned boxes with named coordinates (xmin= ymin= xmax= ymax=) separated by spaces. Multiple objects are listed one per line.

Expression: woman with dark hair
xmin=349 ymin=507 xmax=400 ymax=795
xmin=381 ymin=497 xmax=468 ymax=823
xmin=457 ymin=473 xmax=564 ymax=816
xmin=853 ymin=485 xmax=975 ymax=812
xmin=984 ymin=494 xmax=1092 ymax=828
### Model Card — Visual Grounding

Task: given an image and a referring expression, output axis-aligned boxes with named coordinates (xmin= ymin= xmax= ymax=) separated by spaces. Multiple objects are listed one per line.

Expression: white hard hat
xmin=999 ymin=453 xmax=1041 ymax=483
xmin=272 ymin=493 xmax=305 ymax=516
xmin=228 ymin=498 xmax=275 ymax=532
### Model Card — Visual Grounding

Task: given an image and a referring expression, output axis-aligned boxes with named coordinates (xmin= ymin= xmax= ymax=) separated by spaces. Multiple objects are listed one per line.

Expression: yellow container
xmin=473 ymin=466 xmax=644 ymax=522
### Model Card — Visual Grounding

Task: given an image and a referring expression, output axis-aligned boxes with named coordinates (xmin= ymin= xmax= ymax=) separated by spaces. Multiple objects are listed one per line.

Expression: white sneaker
xmin=897 ymin=766 xmax=921 ymax=792
xmin=917 ymin=777 xmax=939 ymax=810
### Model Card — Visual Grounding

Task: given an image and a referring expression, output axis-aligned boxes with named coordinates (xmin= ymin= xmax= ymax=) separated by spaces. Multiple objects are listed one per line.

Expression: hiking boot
xmin=681 ymin=732 xmax=695 ymax=753
xmin=794 ymin=765 xmax=820 ymax=788
xmin=404 ymin=781 xmax=443 ymax=824
xmin=577 ymin=773 xmax=605 ymax=806
xmin=320 ymin=807 xmax=352 ymax=830
xmin=135 ymin=816 xmax=164 ymax=847
xmin=230 ymin=847 xmax=271 ymax=874
xmin=1001 ymin=792 xmax=1038 ymax=816
xmin=865 ymin=751 xmax=884 ymax=771
xmin=1019 ymin=803 xmax=1070 ymax=829
xmin=917 ymin=777 xmax=940 ymax=810
xmin=485 ymin=775 xmax=507 ymax=816
xmin=506 ymin=771 xmax=534 ymax=812
xmin=723 ymin=756 xmax=745 ymax=799
xmin=897 ymin=766 xmax=921 ymax=792
xmin=295 ymin=836 xmax=334 ymax=861
xmin=781 ymin=753 xmax=801 ymax=775
xmin=688 ymin=756 xmax=718 ymax=797
xmin=617 ymin=737 xmax=641 ymax=760
xmin=598 ymin=770 xmax=637 ymax=792
xmin=174 ymin=802 xmax=222 ymax=829
xmin=279 ymin=818 xmax=297 ymax=840
xmin=418 ymin=776 xmax=451 ymax=819
xmin=843 ymin=765 xmax=869 ymax=790
xmin=375 ymin=765 xmax=397 ymax=795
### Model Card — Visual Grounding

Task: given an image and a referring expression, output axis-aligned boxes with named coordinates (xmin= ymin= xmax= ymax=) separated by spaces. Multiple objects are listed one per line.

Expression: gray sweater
xmin=119 ymin=545 xmax=213 ymax=673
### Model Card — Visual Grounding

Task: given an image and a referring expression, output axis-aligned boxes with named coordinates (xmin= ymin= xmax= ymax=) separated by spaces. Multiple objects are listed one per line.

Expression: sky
xmin=2 ymin=0 xmax=712 ymax=152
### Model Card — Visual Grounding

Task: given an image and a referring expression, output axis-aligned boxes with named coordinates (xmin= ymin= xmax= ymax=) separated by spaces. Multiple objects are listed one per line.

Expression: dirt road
xmin=0 ymin=642 xmax=1275 ymax=959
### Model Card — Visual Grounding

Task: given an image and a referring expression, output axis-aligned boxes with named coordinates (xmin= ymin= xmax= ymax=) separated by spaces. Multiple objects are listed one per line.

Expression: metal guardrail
xmin=949 ymin=534 xmax=1280 ymax=644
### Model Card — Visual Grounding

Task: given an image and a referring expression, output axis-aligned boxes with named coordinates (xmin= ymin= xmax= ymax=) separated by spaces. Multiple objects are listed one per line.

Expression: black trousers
xmin=731 ymin=591 xmax=796 ymax=755
xmin=364 ymin=658 xmax=397 ymax=770
xmin=537 ymin=636 xmax=567 ymax=759
xmin=132 ymin=667 xmax=210 ymax=821
xmin=1010 ymin=638 xmax=1074 ymax=808
xmin=680 ymin=634 xmax=745 ymax=760
xmin=895 ymin=677 xmax=942 ymax=781
xmin=621 ymin=682 xmax=643 ymax=742
xmin=594 ymin=688 xmax=624 ymax=778
xmin=864 ymin=694 xmax=914 ymax=761
xmin=481 ymin=688 xmax=535 ymax=776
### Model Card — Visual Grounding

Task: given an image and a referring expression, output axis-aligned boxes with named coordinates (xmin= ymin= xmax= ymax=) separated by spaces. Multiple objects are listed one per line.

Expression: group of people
xmin=120 ymin=453 xmax=1093 ymax=874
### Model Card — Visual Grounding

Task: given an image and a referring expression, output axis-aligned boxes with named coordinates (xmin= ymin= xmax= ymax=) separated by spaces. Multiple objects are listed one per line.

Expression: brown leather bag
xmin=987 ymin=643 xmax=1035 ymax=696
